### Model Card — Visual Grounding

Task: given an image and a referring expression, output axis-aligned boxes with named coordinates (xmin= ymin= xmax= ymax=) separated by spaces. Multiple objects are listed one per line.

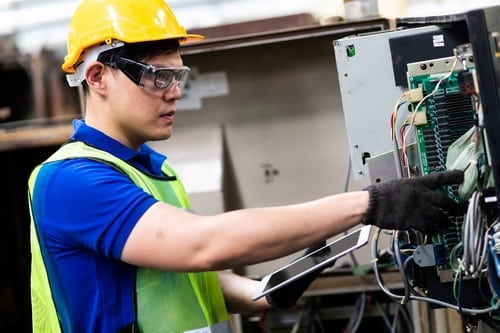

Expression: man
xmin=28 ymin=0 xmax=465 ymax=332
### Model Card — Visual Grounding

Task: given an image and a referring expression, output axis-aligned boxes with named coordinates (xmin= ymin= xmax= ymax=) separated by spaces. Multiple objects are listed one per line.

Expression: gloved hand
xmin=266 ymin=241 xmax=332 ymax=309
xmin=363 ymin=170 xmax=465 ymax=233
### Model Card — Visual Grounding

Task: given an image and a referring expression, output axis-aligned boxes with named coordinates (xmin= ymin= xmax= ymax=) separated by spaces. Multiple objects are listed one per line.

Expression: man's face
xmin=103 ymin=50 xmax=185 ymax=149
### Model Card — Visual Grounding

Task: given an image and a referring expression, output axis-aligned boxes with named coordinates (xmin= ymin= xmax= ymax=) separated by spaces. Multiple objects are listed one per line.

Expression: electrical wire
xmin=397 ymin=303 xmax=415 ymax=333
xmin=343 ymin=153 xmax=351 ymax=193
xmin=400 ymin=56 xmax=460 ymax=177
xmin=342 ymin=292 xmax=366 ymax=333
xmin=390 ymin=93 xmax=408 ymax=141
xmin=390 ymin=93 xmax=409 ymax=176
xmin=304 ymin=297 xmax=325 ymax=333
xmin=460 ymin=191 xmax=488 ymax=277
xmin=393 ymin=231 xmax=411 ymax=304
xmin=374 ymin=298 xmax=393 ymax=331
xmin=390 ymin=304 xmax=400 ymax=333
xmin=371 ymin=227 xmax=500 ymax=314
xmin=343 ymin=154 xmax=359 ymax=267
xmin=313 ymin=312 xmax=326 ymax=333
xmin=488 ymin=220 xmax=500 ymax=299
xmin=381 ymin=46 xmax=499 ymax=328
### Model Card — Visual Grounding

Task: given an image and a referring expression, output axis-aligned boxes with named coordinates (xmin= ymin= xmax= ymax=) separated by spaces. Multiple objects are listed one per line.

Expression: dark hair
xmin=81 ymin=39 xmax=180 ymax=93
xmin=103 ymin=39 xmax=180 ymax=63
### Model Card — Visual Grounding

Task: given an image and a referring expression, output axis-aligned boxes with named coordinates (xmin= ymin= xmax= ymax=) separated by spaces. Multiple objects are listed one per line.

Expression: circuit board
xmin=408 ymin=55 xmax=476 ymax=275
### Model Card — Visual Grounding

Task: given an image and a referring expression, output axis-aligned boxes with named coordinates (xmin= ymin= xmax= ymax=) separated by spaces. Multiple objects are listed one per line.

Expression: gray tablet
xmin=252 ymin=225 xmax=371 ymax=301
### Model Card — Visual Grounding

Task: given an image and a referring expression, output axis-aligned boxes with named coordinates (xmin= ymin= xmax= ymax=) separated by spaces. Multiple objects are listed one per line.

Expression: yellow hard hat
xmin=62 ymin=0 xmax=204 ymax=73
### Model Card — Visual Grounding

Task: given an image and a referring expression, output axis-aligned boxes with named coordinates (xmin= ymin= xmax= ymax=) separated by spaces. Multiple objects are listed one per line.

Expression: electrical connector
xmin=406 ymin=111 xmax=427 ymax=125
xmin=457 ymin=69 xmax=476 ymax=95
xmin=404 ymin=87 xmax=424 ymax=103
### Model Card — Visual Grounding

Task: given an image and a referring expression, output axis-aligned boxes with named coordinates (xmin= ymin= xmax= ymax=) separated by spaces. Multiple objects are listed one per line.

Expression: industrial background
xmin=1 ymin=0 xmax=500 ymax=332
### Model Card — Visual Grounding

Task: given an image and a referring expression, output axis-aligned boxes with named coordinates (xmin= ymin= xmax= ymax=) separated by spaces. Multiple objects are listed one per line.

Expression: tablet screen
xmin=252 ymin=225 xmax=371 ymax=300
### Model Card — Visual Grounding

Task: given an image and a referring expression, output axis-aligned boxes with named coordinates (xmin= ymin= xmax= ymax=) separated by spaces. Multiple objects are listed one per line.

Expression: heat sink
xmin=408 ymin=55 xmax=476 ymax=276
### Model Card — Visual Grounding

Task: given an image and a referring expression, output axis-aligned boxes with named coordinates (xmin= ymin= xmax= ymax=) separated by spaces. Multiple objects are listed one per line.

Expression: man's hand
xmin=363 ymin=170 xmax=465 ymax=233
xmin=266 ymin=241 xmax=329 ymax=309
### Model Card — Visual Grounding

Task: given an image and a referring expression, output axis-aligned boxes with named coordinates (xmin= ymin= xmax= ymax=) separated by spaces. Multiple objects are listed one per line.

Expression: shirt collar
xmin=70 ymin=119 xmax=167 ymax=176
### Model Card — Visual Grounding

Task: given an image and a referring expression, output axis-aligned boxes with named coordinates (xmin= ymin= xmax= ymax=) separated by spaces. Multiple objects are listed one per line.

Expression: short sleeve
xmin=36 ymin=158 xmax=158 ymax=260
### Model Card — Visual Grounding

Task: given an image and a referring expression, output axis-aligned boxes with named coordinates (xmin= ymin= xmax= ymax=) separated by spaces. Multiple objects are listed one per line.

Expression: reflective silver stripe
xmin=183 ymin=321 xmax=232 ymax=333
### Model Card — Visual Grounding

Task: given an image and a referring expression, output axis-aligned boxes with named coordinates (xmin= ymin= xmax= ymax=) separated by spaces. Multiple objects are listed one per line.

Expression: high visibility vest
xmin=29 ymin=141 xmax=230 ymax=333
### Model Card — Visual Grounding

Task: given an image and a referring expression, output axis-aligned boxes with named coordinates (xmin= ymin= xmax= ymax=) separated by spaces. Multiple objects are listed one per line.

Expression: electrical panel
xmin=335 ymin=5 xmax=500 ymax=330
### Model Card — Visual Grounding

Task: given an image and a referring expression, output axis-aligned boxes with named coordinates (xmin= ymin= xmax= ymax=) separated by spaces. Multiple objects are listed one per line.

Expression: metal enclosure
xmin=334 ymin=25 xmax=443 ymax=181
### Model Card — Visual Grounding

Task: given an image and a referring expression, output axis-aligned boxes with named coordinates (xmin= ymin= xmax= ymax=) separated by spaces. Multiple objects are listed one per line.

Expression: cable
xmin=371 ymin=227 xmax=500 ymax=314
xmin=393 ymin=231 xmax=411 ymax=304
xmin=390 ymin=305 xmax=400 ymax=333
xmin=390 ymin=304 xmax=415 ymax=333
xmin=313 ymin=312 xmax=326 ymax=333
xmin=374 ymin=298 xmax=393 ymax=331
xmin=390 ymin=93 xmax=409 ymax=177
xmin=460 ymin=191 xmax=488 ymax=277
xmin=343 ymin=153 xmax=351 ymax=193
xmin=458 ymin=269 xmax=465 ymax=317
xmin=400 ymin=56 xmax=460 ymax=177
xmin=390 ymin=93 xmax=408 ymax=141
xmin=398 ymin=303 xmax=415 ymax=333
xmin=342 ymin=155 xmax=359 ymax=267
xmin=343 ymin=292 xmax=366 ymax=333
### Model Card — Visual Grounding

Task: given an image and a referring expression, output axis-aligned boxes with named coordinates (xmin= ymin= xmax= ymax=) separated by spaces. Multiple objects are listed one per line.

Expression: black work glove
xmin=363 ymin=170 xmax=465 ymax=233
xmin=266 ymin=241 xmax=333 ymax=309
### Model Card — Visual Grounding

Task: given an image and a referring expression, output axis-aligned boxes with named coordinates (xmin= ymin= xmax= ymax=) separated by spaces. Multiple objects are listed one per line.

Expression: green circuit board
xmin=408 ymin=57 xmax=476 ymax=273
xmin=410 ymin=73 xmax=476 ymax=178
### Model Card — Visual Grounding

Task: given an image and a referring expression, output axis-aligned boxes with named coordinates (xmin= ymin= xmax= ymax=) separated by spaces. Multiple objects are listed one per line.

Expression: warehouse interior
xmin=1 ymin=0 xmax=500 ymax=332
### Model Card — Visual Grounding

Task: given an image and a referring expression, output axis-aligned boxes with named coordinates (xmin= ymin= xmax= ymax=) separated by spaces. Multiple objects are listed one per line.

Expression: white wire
xmin=401 ymin=57 xmax=460 ymax=176
xmin=371 ymin=228 xmax=500 ymax=315
xmin=461 ymin=191 xmax=488 ymax=277
xmin=393 ymin=231 xmax=411 ymax=304
xmin=344 ymin=292 xmax=366 ymax=333
xmin=390 ymin=305 xmax=400 ymax=333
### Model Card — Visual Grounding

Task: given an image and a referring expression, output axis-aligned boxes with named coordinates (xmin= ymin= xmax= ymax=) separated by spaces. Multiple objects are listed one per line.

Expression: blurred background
xmin=1 ymin=1 xmax=500 ymax=332
xmin=0 ymin=0 xmax=499 ymax=55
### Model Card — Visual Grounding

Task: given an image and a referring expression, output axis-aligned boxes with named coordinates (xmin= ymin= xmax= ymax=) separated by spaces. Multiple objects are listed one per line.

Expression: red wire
xmin=399 ymin=124 xmax=408 ymax=167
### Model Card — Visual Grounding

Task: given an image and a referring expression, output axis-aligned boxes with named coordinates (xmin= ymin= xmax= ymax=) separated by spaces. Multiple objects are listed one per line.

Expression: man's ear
xmin=85 ymin=62 xmax=107 ymax=93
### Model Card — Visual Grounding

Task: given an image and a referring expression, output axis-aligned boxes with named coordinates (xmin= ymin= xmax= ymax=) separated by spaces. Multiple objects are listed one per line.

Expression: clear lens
xmin=153 ymin=67 xmax=190 ymax=90
xmin=107 ymin=56 xmax=191 ymax=96
xmin=154 ymin=70 xmax=176 ymax=88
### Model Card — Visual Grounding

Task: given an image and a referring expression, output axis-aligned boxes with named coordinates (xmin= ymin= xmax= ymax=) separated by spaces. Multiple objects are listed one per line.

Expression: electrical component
xmin=457 ymin=70 xmax=476 ymax=96
xmin=405 ymin=111 xmax=427 ymax=126
xmin=407 ymin=53 xmax=476 ymax=280
xmin=404 ymin=87 xmax=424 ymax=103
xmin=389 ymin=49 xmax=497 ymax=311
xmin=336 ymin=7 xmax=500 ymax=328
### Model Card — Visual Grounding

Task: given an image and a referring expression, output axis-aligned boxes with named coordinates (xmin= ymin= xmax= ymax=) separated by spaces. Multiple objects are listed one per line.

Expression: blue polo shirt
xmin=30 ymin=119 xmax=164 ymax=332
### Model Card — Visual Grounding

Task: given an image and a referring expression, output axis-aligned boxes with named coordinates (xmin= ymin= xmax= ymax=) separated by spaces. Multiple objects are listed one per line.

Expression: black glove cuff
xmin=363 ymin=185 xmax=378 ymax=225
xmin=265 ymin=292 xmax=295 ymax=309
xmin=265 ymin=266 xmax=325 ymax=309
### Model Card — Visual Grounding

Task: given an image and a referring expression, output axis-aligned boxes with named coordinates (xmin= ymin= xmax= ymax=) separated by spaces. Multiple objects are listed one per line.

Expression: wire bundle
xmin=371 ymin=227 xmax=500 ymax=315
xmin=458 ymin=191 xmax=489 ymax=277
xmin=488 ymin=221 xmax=500 ymax=293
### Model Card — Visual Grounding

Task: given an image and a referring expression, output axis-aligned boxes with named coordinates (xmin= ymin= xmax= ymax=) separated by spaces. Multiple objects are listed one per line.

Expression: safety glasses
xmin=99 ymin=55 xmax=190 ymax=96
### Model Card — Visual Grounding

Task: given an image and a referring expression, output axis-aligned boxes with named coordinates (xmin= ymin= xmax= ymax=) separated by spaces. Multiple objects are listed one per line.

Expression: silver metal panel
xmin=334 ymin=25 xmax=441 ymax=181
xmin=366 ymin=143 xmax=420 ymax=184
xmin=414 ymin=244 xmax=436 ymax=267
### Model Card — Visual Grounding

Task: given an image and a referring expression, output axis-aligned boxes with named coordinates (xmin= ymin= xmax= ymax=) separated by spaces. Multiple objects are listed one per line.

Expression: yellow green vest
xmin=29 ymin=141 xmax=230 ymax=333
